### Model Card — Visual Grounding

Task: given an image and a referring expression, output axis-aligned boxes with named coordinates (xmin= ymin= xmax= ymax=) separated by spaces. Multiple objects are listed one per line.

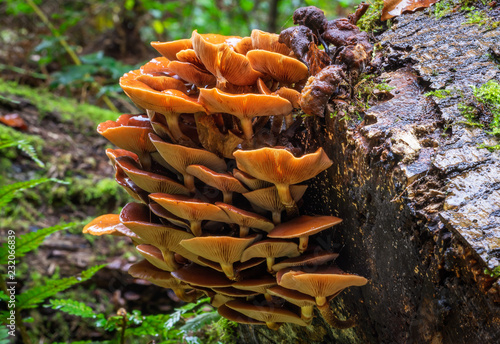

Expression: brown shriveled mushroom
xmin=179 ymin=235 xmax=259 ymax=280
xmin=149 ymin=133 xmax=227 ymax=192
xmin=246 ymin=50 xmax=309 ymax=85
xmin=215 ymin=202 xmax=274 ymax=237
xmin=115 ymin=156 xmax=190 ymax=195
xmin=225 ymin=300 xmax=307 ymax=330
xmin=97 ymin=114 xmax=156 ymax=169
xmin=268 ymin=215 xmax=343 ymax=253
xmin=186 ymin=165 xmax=248 ymax=204
xmin=198 ymin=88 xmax=292 ymax=141
xmin=128 ymin=260 xmax=198 ymax=302
xmin=267 ymin=286 xmax=316 ymax=323
xmin=120 ymin=202 xmax=195 ymax=271
xmin=234 ymin=147 xmax=332 ymax=215
xmin=240 ymin=239 xmax=300 ymax=273
xmin=243 ymin=185 xmax=308 ymax=224
xmin=149 ymin=193 xmax=230 ymax=236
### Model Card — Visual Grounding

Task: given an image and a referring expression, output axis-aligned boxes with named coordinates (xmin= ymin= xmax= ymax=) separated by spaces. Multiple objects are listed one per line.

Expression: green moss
xmin=425 ymin=89 xmax=452 ymax=98
xmin=205 ymin=317 xmax=239 ymax=344
xmin=357 ymin=0 xmax=386 ymax=33
xmin=463 ymin=10 xmax=500 ymax=28
xmin=0 ymin=79 xmax=119 ymax=128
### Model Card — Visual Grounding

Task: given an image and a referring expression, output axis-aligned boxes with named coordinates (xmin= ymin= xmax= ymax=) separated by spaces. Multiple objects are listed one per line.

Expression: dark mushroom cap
xmin=268 ymin=215 xmax=342 ymax=239
xmin=272 ymin=250 xmax=339 ymax=272
xmin=225 ymin=300 xmax=307 ymax=326
xmin=217 ymin=304 xmax=266 ymax=325
xmin=171 ymin=264 xmax=233 ymax=287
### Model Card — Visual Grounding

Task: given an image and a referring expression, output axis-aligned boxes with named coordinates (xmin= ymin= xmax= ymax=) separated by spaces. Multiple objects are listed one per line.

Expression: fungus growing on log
xmin=84 ymin=3 xmax=370 ymax=331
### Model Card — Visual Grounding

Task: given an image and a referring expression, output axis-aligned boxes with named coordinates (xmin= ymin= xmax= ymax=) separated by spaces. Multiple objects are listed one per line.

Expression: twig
xmin=25 ymin=0 xmax=119 ymax=113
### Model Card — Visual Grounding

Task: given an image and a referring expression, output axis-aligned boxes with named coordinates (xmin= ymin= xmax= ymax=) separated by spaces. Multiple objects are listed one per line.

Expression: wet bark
xmin=237 ymin=6 xmax=500 ymax=344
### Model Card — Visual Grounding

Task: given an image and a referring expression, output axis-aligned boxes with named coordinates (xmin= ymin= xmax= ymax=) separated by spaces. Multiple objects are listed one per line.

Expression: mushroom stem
xmin=264 ymin=293 xmax=273 ymax=302
xmin=223 ymin=191 xmax=233 ymax=204
xmin=165 ymin=113 xmax=186 ymax=142
xmin=266 ymin=257 xmax=275 ymax=273
xmin=317 ymin=303 xmax=357 ymax=329
xmin=240 ymin=117 xmax=254 ymax=141
xmin=301 ymin=305 xmax=314 ymax=323
xmin=239 ymin=226 xmax=249 ymax=238
xmin=298 ymin=236 xmax=309 ymax=253
xmin=272 ymin=211 xmax=282 ymax=225
xmin=190 ymin=220 xmax=202 ymax=237
xmin=266 ymin=322 xmax=281 ymax=331
xmin=172 ymin=288 xmax=190 ymax=302
xmin=276 ymin=184 xmax=298 ymax=216
xmin=183 ymin=173 xmax=196 ymax=193
xmin=162 ymin=250 xmax=180 ymax=271
xmin=315 ymin=296 xmax=327 ymax=307
xmin=137 ymin=152 xmax=151 ymax=171
xmin=220 ymin=262 xmax=236 ymax=280
xmin=284 ymin=114 xmax=294 ymax=128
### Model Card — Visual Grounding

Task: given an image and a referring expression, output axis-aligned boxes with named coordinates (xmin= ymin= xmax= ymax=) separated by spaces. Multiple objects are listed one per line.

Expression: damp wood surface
xmin=237 ymin=5 xmax=500 ymax=344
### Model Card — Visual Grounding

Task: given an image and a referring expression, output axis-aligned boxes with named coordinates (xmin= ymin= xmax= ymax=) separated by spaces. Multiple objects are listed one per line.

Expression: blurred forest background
xmin=0 ymin=0 xmax=370 ymax=343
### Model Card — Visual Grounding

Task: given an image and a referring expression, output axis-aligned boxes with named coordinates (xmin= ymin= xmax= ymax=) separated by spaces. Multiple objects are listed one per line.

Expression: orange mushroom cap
xmin=247 ymin=50 xmax=309 ymax=84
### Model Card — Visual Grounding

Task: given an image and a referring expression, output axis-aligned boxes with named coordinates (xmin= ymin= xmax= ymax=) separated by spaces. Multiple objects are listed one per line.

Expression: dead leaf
xmin=0 ymin=113 xmax=28 ymax=131
xmin=381 ymin=0 xmax=439 ymax=21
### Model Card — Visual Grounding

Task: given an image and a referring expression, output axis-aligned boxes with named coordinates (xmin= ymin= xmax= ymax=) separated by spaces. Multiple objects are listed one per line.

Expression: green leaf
xmin=0 ymin=326 xmax=10 ymax=344
xmin=16 ymin=264 xmax=106 ymax=310
xmin=0 ymin=290 xmax=7 ymax=302
xmin=46 ymin=299 xmax=105 ymax=321
xmin=0 ymin=222 xmax=77 ymax=264
xmin=16 ymin=140 xmax=44 ymax=167
xmin=180 ymin=311 xmax=220 ymax=332
xmin=0 ymin=177 xmax=64 ymax=211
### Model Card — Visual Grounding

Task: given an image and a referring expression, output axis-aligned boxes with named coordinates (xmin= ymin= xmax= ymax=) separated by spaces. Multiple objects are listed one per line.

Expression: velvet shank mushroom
xmin=234 ymin=147 xmax=332 ymax=214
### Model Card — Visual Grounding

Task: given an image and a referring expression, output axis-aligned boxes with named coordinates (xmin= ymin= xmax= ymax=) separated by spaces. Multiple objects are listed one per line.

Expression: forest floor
xmin=0 ymin=79 xmax=184 ymax=343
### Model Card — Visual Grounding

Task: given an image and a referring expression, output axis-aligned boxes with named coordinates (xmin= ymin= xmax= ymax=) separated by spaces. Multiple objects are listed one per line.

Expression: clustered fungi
xmin=84 ymin=4 xmax=371 ymax=331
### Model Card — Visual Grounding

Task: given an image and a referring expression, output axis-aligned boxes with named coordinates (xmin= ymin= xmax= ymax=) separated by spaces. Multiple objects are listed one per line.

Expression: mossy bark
xmin=237 ymin=6 xmax=500 ymax=344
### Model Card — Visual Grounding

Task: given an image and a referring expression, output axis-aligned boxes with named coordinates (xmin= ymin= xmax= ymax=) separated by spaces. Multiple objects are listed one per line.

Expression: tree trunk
xmin=237 ymin=6 xmax=500 ymax=344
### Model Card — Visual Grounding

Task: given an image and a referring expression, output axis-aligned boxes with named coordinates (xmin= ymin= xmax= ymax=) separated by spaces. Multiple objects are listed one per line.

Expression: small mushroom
xmin=186 ymin=165 xmax=248 ymax=204
xmin=120 ymin=202 xmax=194 ymax=270
xmin=225 ymin=300 xmax=307 ymax=330
xmin=151 ymin=39 xmax=192 ymax=60
xmin=272 ymin=250 xmax=339 ymax=272
xmin=216 ymin=202 xmax=274 ymax=237
xmin=148 ymin=203 xmax=190 ymax=230
xmin=128 ymin=260 xmax=197 ymax=302
xmin=268 ymin=215 xmax=342 ymax=253
xmin=242 ymin=185 xmax=308 ymax=224
xmin=247 ymin=50 xmax=309 ymax=85
xmin=149 ymin=193 xmax=230 ymax=236
xmin=179 ymin=235 xmax=259 ymax=280
xmin=241 ymin=239 xmax=300 ymax=273
xmin=149 ymin=133 xmax=227 ymax=192
xmin=267 ymin=286 xmax=316 ymax=323
xmin=234 ymin=147 xmax=332 ymax=214
xmin=105 ymin=148 xmax=139 ymax=169
xmin=171 ymin=264 xmax=233 ymax=288
xmin=232 ymin=276 xmax=277 ymax=301
xmin=217 ymin=304 xmax=266 ymax=325
xmin=198 ymin=88 xmax=292 ymax=141
xmin=232 ymin=168 xmax=272 ymax=191
xmin=115 ymin=156 xmax=190 ymax=195
xmin=97 ymin=114 xmax=155 ymax=169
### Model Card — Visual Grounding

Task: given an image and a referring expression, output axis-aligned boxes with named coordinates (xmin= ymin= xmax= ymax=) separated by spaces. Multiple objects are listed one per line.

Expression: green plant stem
xmin=0 ymin=274 xmax=32 ymax=344
xmin=25 ymin=0 xmax=119 ymax=113
xmin=120 ymin=313 xmax=126 ymax=344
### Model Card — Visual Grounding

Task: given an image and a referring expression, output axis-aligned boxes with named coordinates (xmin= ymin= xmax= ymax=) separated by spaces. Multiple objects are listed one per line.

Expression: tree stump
xmin=237 ymin=6 xmax=500 ymax=343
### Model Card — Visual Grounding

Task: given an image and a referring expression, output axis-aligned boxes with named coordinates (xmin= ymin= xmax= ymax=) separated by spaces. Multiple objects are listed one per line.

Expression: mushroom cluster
xmin=84 ymin=5 xmax=368 ymax=330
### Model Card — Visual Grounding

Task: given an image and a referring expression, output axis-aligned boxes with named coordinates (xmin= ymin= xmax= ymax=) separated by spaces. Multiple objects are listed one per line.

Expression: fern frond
xmin=47 ymin=299 xmax=105 ymax=320
xmin=0 ymin=291 xmax=7 ymax=302
xmin=16 ymin=140 xmax=44 ymax=167
xmin=0 ymin=139 xmax=20 ymax=150
xmin=179 ymin=312 xmax=220 ymax=332
xmin=0 ymin=326 xmax=9 ymax=344
xmin=0 ymin=177 xmax=65 ymax=211
xmin=16 ymin=264 xmax=106 ymax=310
xmin=0 ymin=222 xmax=77 ymax=264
